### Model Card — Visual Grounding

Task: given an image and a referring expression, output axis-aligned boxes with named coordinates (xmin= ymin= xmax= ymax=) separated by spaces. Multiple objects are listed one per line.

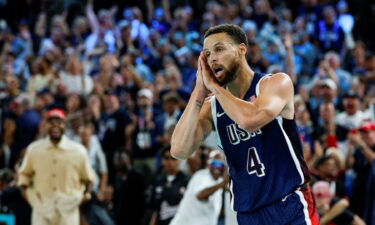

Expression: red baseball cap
xmin=359 ymin=123 xmax=375 ymax=133
xmin=47 ymin=109 xmax=66 ymax=121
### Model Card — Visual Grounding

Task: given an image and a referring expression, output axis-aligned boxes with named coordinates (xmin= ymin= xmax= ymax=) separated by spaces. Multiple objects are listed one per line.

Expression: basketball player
xmin=170 ymin=24 xmax=320 ymax=225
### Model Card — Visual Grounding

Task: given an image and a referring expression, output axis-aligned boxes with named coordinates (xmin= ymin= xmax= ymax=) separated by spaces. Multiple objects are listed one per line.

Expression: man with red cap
xmin=17 ymin=108 xmax=96 ymax=225
xmin=348 ymin=122 xmax=375 ymax=224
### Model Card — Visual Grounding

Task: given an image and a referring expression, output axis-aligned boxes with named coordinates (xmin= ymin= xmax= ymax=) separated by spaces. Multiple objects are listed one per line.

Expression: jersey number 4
xmin=247 ymin=147 xmax=265 ymax=177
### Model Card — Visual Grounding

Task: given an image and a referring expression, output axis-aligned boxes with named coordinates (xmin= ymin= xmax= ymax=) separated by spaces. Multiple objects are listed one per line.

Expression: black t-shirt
xmin=114 ymin=170 xmax=147 ymax=225
xmin=351 ymin=144 xmax=375 ymax=217
xmin=150 ymin=171 xmax=190 ymax=225
xmin=99 ymin=108 xmax=131 ymax=153
xmin=330 ymin=198 xmax=355 ymax=225
xmin=0 ymin=187 xmax=32 ymax=225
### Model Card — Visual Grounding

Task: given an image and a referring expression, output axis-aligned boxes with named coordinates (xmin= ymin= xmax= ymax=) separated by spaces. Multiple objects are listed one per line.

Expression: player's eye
xmin=215 ymin=47 xmax=224 ymax=52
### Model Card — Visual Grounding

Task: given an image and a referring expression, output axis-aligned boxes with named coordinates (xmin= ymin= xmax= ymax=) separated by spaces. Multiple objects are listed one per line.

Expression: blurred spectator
xmin=98 ymin=92 xmax=131 ymax=183
xmin=59 ymin=55 xmax=94 ymax=96
xmin=113 ymin=150 xmax=147 ymax=225
xmin=336 ymin=92 xmax=373 ymax=130
xmin=0 ymin=168 xmax=31 ymax=225
xmin=348 ymin=123 xmax=375 ymax=224
xmin=26 ymin=57 xmax=54 ymax=94
xmin=126 ymin=88 xmax=158 ymax=180
xmin=149 ymin=146 xmax=189 ymax=225
xmin=312 ymin=181 xmax=365 ymax=225
xmin=247 ymin=41 xmax=269 ymax=73
xmin=77 ymin=122 xmax=114 ymax=225
xmin=84 ymin=0 xmax=116 ymax=58
xmin=17 ymin=109 xmax=96 ymax=225
xmin=312 ymin=154 xmax=347 ymax=198
xmin=155 ymin=92 xmax=182 ymax=148
xmin=336 ymin=0 xmax=355 ymax=49
xmin=170 ymin=150 xmax=228 ymax=225
xmin=324 ymin=51 xmax=352 ymax=94
xmin=93 ymin=55 xmax=120 ymax=91
xmin=6 ymin=95 xmax=41 ymax=168
xmin=315 ymin=5 xmax=345 ymax=54
xmin=78 ymin=122 xmax=108 ymax=196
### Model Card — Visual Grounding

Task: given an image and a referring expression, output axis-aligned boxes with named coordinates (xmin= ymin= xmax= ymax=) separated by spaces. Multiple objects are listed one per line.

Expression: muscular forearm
xmin=212 ymin=84 xmax=274 ymax=132
xmin=171 ymin=89 xmax=205 ymax=159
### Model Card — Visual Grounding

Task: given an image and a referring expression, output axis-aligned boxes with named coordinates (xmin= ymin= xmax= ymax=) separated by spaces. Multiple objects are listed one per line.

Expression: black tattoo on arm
xmin=196 ymin=100 xmax=204 ymax=108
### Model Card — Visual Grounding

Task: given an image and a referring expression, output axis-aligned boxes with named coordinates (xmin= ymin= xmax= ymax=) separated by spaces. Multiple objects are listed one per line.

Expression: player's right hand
xmin=195 ymin=53 xmax=209 ymax=100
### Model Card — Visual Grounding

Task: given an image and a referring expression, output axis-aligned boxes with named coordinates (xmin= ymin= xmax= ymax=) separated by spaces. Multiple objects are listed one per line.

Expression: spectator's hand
xmin=81 ymin=192 xmax=92 ymax=204
xmin=284 ymin=33 xmax=293 ymax=49
xmin=97 ymin=190 xmax=105 ymax=202
xmin=314 ymin=140 xmax=324 ymax=158
xmin=348 ymin=132 xmax=365 ymax=148
xmin=109 ymin=5 xmax=118 ymax=17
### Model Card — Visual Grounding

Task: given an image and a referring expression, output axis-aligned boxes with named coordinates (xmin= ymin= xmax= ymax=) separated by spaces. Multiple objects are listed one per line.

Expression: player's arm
xmin=171 ymin=55 xmax=213 ymax=160
xmin=170 ymin=93 xmax=213 ymax=160
xmin=208 ymin=72 xmax=293 ymax=132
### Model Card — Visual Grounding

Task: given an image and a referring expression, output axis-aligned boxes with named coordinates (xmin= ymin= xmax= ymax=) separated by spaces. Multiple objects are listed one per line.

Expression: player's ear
xmin=238 ymin=43 xmax=247 ymax=56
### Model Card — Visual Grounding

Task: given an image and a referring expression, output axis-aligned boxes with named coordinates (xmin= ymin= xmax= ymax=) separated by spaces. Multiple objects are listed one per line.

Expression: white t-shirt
xmin=59 ymin=71 xmax=94 ymax=95
xmin=169 ymin=169 xmax=223 ymax=225
xmin=336 ymin=109 xmax=374 ymax=130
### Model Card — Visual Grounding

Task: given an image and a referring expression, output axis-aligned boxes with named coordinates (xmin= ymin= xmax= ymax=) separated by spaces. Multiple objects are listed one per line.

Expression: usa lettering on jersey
xmin=226 ymin=123 xmax=262 ymax=145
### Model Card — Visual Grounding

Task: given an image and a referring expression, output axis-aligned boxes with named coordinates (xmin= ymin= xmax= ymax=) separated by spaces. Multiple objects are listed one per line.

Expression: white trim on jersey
xmin=276 ymin=117 xmax=305 ymax=185
xmin=210 ymin=96 xmax=223 ymax=150
xmin=229 ymin=177 xmax=235 ymax=210
xmin=210 ymin=96 xmax=235 ymax=210
xmin=255 ymin=74 xmax=269 ymax=96
xmin=295 ymin=190 xmax=312 ymax=225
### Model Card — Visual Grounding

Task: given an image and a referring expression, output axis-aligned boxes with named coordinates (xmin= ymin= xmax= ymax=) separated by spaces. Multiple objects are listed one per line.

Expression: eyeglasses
xmin=163 ymin=156 xmax=177 ymax=161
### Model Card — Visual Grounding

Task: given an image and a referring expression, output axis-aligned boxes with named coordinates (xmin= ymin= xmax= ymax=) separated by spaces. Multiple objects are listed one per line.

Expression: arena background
xmin=0 ymin=0 xmax=374 ymax=224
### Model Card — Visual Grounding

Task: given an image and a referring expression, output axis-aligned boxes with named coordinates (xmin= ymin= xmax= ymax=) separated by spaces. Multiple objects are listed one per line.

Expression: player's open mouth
xmin=213 ymin=67 xmax=224 ymax=78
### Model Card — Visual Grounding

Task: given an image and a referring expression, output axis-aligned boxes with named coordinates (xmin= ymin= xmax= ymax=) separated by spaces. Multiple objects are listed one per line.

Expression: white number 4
xmin=247 ymin=147 xmax=266 ymax=177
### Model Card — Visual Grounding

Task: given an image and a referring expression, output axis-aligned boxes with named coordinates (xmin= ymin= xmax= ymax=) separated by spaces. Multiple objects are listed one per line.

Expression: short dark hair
xmin=315 ymin=155 xmax=333 ymax=169
xmin=204 ymin=24 xmax=248 ymax=47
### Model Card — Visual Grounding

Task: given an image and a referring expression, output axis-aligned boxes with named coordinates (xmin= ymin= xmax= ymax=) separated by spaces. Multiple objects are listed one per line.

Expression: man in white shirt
xmin=336 ymin=92 xmax=373 ymax=130
xmin=169 ymin=150 xmax=228 ymax=225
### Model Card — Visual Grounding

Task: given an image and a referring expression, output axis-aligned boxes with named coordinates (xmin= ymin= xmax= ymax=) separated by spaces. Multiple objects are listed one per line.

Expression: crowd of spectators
xmin=0 ymin=0 xmax=375 ymax=224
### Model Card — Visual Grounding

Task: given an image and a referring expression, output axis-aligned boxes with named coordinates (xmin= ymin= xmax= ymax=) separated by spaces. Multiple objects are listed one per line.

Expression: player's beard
xmin=216 ymin=58 xmax=241 ymax=86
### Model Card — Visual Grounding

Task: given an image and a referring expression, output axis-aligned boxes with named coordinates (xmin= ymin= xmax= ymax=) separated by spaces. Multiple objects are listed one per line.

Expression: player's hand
xmin=199 ymin=52 xmax=219 ymax=93
xmin=195 ymin=53 xmax=209 ymax=100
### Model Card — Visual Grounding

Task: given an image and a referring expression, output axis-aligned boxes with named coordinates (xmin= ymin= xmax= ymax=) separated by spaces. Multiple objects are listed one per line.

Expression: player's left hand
xmin=199 ymin=52 xmax=219 ymax=93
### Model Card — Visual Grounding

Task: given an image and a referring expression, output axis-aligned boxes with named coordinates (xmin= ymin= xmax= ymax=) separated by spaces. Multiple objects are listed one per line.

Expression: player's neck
xmin=227 ymin=63 xmax=254 ymax=99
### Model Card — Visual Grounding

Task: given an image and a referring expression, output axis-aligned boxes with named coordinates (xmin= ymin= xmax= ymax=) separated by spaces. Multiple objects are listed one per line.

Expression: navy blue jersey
xmin=211 ymin=72 xmax=310 ymax=213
